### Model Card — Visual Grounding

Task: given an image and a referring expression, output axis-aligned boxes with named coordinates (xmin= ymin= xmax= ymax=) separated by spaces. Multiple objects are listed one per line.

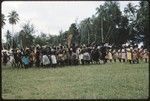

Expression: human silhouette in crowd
xmin=100 ymin=43 xmax=107 ymax=64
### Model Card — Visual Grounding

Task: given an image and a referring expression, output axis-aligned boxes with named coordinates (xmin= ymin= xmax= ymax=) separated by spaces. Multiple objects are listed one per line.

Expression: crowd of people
xmin=2 ymin=43 xmax=149 ymax=68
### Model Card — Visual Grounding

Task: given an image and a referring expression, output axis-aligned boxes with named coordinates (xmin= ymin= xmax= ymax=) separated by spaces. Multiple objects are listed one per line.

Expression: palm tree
xmin=8 ymin=10 xmax=19 ymax=48
xmin=1 ymin=14 xmax=6 ymax=28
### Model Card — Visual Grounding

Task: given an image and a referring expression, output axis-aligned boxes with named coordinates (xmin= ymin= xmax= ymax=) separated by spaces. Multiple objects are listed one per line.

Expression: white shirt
xmin=42 ymin=55 xmax=50 ymax=65
xmin=51 ymin=55 xmax=57 ymax=64
xmin=79 ymin=54 xmax=83 ymax=60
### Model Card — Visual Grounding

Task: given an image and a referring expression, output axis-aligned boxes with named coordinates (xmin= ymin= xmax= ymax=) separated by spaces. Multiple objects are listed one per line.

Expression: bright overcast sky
xmin=2 ymin=1 xmax=139 ymax=42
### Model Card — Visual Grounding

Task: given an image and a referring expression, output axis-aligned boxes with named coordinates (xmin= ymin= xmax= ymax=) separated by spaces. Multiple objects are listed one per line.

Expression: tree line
xmin=1 ymin=1 xmax=149 ymax=49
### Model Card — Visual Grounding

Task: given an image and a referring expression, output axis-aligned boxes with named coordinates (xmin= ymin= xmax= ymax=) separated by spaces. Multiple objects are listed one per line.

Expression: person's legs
xmin=69 ymin=59 xmax=72 ymax=66
xmin=145 ymin=58 xmax=148 ymax=63
xmin=102 ymin=59 xmax=105 ymax=64
xmin=76 ymin=59 xmax=79 ymax=65
xmin=81 ymin=59 xmax=84 ymax=65
xmin=119 ymin=58 xmax=121 ymax=62
xmin=133 ymin=60 xmax=135 ymax=64
xmin=62 ymin=59 xmax=64 ymax=66
xmin=3 ymin=59 xmax=7 ymax=66
xmin=87 ymin=60 xmax=90 ymax=64
xmin=137 ymin=58 xmax=139 ymax=63
xmin=51 ymin=64 xmax=54 ymax=68
xmin=24 ymin=64 xmax=27 ymax=69
xmin=129 ymin=60 xmax=132 ymax=64
xmin=29 ymin=61 xmax=33 ymax=67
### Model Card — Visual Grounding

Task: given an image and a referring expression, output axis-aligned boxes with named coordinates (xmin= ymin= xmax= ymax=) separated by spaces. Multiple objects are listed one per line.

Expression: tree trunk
xmin=95 ymin=27 xmax=97 ymax=43
xmin=104 ymin=26 xmax=111 ymax=42
xmin=101 ymin=18 xmax=104 ymax=43
xmin=88 ymin=30 xmax=89 ymax=44
xmin=12 ymin=25 xmax=14 ymax=49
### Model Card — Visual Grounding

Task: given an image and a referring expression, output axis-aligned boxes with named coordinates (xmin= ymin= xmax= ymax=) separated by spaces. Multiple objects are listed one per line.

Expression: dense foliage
xmin=2 ymin=1 xmax=149 ymax=49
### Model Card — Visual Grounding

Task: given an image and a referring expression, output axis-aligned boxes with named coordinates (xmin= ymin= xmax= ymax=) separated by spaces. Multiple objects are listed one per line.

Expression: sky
xmin=1 ymin=1 xmax=139 ymax=42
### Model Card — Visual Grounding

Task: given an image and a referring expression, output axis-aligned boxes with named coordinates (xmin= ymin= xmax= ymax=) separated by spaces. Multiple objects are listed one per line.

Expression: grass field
xmin=2 ymin=62 xmax=149 ymax=99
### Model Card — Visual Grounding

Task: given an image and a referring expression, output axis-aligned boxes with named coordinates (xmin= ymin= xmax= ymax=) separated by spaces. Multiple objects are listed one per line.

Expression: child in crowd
xmin=51 ymin=51 xmax=57 ymax=68
xmin=22 ymin=54 xmax=30 ymax=68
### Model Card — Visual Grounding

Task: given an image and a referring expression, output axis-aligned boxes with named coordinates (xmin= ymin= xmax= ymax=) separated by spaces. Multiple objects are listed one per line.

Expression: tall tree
xmin=78 ymin=17 xmax=93 ymax=45
xmin=124 ymin=2 xmax=141 ymax=44
xmin=20 ymin=22 xmax=35 ymax=48
xmin=8 ymin=10 xmax=19 ymax=48
xmin=5 ymin=30 xmax=12 ymax=49
xmin=95 ymin=1 xmax=122 ymax=45
xmin=135 ymin=1 xmax=149 ymax=48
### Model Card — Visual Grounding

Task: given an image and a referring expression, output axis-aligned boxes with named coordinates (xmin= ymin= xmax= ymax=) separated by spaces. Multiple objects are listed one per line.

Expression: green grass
xmin=2 ymin=62 xmax=149 ymax=99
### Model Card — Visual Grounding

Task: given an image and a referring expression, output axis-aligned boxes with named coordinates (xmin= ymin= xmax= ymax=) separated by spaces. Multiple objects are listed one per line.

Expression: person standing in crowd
xmin=40 ymin=48 xmax=43 ymax=67
xmin=143 ymin=48 xmax=149 ymax=63
xmin=13 ymin=49 xmax=18 ymax=67
xmin=62 ymin=49 xmax=67 ymax=66
xmin=57 ymin=47 xmax=64 ymax=66
xmin=42 ymin=51 xmax=50 ymax=67
xmin=8 ymin=50 xmax=15 ymax=67
xmin=121 ymin=46 xmax=126 ymax=63
xmin=132 ymin=45 xmax=139 ymax=64
xmin=17 ymin=49 xmax=23 ymax=67
xmin=47 ymin=47 xmax=52 ymax=66
xmin=139 ymin=46 xmax=144 ymax=61
xmin=22 ymin=53 xmax=30 ymax=69
xmin=29 ymin=50 xmax=35 ymax=67
xmin=51 ymin=51 xmax=57 ymax=68
xmin=132 ymin=48 xmax=138 ymax=64
xmin=137 ymin=47 xmax=141 ymax=63
xmin=65 ymin=48 xmax=70 ymax=66
xmin=79 ymin=48 xmax=84 ymax=65
xmin=83 ymin=48 xmax=91 ymax=64
xmin=3 ymin=51 xmax=9 ymax=66
xmin=100 ymin=43 xmax=107 ymax=64
xmin=112 ymin=49 xmax=118 ymax=62
xmin=118 ymin=48 xmax=122 ymax=62
xmin=35 ymin=49 xmax=40 ymax=67
xmin=91 ymin=46 xmax=100 ymax=64
xmin=126 ymin=45 xmax=132 ymax=64
xmin=135 ymin=45 xmax=139 ymax=63
xmin=71 ymin=49 xmax=78 ymax=66
xmin=108 ymin=47 xmax=113 ymax=63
